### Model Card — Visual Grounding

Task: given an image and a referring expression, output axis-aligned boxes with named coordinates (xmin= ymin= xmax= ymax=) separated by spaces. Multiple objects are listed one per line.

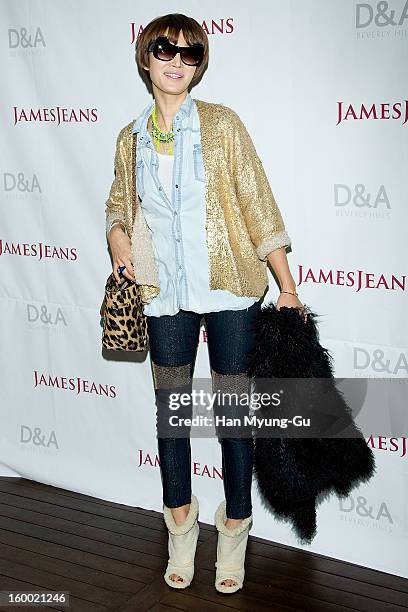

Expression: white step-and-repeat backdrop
xmin=1 ymin=0 xmax=407 ymax=578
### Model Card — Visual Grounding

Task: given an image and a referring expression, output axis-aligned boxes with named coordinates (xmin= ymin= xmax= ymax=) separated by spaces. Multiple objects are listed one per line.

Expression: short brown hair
xmin=135 ymin=13 xmax=209 ymax=87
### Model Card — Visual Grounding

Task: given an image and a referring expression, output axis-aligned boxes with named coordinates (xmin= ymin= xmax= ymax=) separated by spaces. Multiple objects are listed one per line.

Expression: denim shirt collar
xmin=132 ymin=92 xmax=194 ymax=136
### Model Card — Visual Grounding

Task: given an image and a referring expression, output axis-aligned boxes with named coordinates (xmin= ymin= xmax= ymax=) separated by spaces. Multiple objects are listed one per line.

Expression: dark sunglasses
xmin=148 ymin=35 xmax=204 ymax=67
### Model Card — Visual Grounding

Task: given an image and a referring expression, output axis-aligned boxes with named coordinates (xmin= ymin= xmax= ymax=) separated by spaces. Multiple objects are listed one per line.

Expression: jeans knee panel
xmin=152 ymin=362 xmax=192 ymax=390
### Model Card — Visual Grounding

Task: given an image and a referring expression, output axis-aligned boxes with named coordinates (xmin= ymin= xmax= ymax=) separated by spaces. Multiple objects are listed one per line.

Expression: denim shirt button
xmin=175 ymin=184 xmax=179 ymax=188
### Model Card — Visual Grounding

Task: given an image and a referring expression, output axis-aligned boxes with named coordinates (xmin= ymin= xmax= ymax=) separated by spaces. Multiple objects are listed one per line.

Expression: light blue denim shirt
xmin=132 ymin=93 xmax=258 ymax=317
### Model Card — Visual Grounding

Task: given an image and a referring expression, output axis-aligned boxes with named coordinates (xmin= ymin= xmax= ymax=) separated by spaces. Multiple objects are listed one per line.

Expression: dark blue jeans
xmin=146 ymin=299 xmax=262 ymax=520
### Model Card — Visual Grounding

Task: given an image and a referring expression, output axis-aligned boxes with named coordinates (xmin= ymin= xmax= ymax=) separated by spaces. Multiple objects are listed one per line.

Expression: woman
xmin=105 ymin=13 xmax=305 ymax=594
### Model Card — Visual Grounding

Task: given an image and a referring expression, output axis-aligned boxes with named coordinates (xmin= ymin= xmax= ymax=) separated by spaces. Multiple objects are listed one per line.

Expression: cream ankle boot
xmin=214 ymin=500 xmax=252 ymax=594
xmin=163 ymin=494 xmax=200 ymax=589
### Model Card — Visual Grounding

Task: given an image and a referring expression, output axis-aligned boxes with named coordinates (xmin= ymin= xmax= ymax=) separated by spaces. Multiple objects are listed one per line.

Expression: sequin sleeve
xmin=227 ymin=107 xmax=291 ymax=260
xmin=105 ymin=126 xmax=129 ymax=238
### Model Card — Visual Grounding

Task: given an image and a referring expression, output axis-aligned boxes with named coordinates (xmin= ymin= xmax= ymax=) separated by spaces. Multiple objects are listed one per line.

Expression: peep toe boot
xmin=163 ymin=494 xmax=200 ymax=589
xmin=214 ymin=500 xmax=252 ymax=594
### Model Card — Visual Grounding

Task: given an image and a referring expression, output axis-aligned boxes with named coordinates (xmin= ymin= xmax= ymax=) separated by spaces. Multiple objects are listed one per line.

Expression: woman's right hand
xmin=108 ymin=225 xmax=136 ymax=284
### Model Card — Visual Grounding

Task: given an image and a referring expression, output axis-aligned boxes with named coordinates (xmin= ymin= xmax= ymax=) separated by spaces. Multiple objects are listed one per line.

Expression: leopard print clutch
xmin=100 ymin=273 xmax=148 ymax=351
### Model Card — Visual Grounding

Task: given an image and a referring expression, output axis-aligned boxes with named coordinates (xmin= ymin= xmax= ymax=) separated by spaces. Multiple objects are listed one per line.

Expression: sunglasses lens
xmin=155 ymin=40 xmax=175 ymax=61
xmin=181 ymin=47 xmax=203 ymax=66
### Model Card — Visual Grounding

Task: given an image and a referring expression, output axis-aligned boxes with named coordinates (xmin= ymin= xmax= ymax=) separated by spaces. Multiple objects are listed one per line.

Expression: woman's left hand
xmin=276 ymin=292 xmax=308 ymax=323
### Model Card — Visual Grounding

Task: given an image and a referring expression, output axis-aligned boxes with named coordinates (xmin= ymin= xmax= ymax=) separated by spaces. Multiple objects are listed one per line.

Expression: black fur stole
xmin=247 ymin=303 xmax=376 ymax=543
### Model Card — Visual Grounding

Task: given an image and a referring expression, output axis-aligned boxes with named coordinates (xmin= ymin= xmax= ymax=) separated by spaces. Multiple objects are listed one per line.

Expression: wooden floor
xmin=0 ymin=478 xmax=407 ymax=611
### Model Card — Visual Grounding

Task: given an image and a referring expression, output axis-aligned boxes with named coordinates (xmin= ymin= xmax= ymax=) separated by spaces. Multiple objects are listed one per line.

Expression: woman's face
xmin=144 ymin=29 xmax=197 ymax=95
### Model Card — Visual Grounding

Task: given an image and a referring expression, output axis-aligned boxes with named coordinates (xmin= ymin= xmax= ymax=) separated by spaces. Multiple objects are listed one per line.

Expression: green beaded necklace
xmin=150 ymin=105 xmax=174 ymax=155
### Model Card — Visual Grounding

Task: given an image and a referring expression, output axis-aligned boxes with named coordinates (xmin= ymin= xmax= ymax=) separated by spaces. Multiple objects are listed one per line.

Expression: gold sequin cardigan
xmin=105 ymin=98 xmax=291 ymax=305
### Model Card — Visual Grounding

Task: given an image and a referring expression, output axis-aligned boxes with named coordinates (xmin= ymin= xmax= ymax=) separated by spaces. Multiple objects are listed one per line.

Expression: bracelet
xmin=280 ymin=289 xmax=298 ymax=297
